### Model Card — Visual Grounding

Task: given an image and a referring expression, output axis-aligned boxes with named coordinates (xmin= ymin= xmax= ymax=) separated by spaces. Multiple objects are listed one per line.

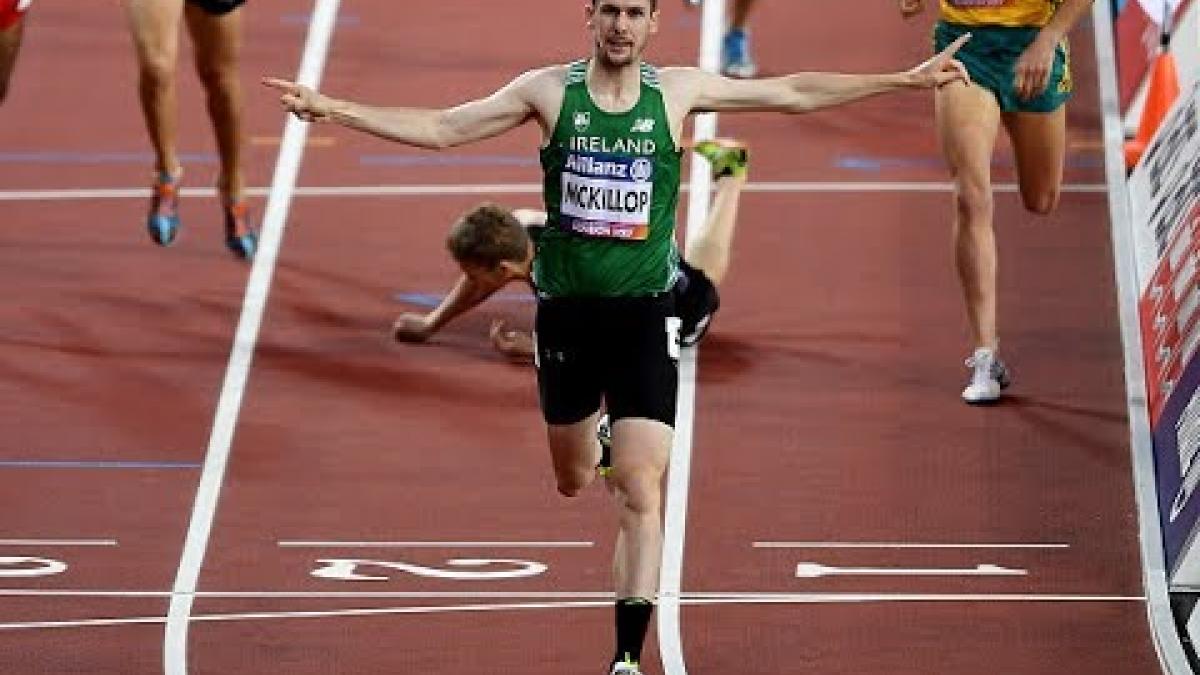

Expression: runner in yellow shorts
xmin=900 ymin=0 xmax=1093 ymax=403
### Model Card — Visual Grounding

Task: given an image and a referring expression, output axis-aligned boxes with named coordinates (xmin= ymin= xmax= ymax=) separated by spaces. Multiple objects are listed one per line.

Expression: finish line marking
xmin=0 ymin=181 xmax=1108 ymax=201
xmin=0 ymin=592 xmax=1145 ymax=631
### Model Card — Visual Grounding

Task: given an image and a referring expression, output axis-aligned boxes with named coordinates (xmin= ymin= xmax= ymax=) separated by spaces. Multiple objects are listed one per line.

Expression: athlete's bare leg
xmin=1002 ymin=107 xmax=1067 ymax=216
xmin=0 ymin=18 xmax=26 ymax=105
xmin=607 ymin=417 xmax=671 ymax=600
xmin=545 ymin=410 xmax=606 ymax=497
xmin=936 ymin=81 xmax=1003 ymax=351
xmin=124 ymin=0 xmax=185 ymax=180
xmin=184 ymin=3 xmax=245 ymax=204
xmin=684 ymin=173 xmax=746 ymax=287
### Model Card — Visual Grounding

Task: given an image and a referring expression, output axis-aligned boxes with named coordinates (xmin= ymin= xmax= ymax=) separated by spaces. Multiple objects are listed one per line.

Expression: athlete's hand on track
xmin=262 ymin=77 xmax=334 ymax=123
xmin=899 ymin=0 xmax=925 ymax=18
xmin=907 ymin=33 xmax=972 ymax=88
xmin=392 ymin=313 xmax=435 ymax=343
xmin=490 ymin=319 xmax=535 ymax=361
xmin=1014 ymin=34 xmax=1057 ymax=101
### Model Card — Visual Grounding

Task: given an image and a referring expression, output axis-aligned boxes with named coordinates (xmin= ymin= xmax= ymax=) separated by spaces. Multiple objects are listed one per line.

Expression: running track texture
xmin=0 ymin=1 xmax=1163 ymax=673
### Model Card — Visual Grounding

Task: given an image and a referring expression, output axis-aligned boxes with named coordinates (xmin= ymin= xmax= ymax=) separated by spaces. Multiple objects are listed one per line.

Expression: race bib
xmin=559 ymin=151 xmax=653 ymax=241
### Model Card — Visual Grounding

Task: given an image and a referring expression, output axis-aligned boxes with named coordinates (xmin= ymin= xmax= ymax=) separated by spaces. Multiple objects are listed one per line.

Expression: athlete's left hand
xmin=1014 ymin=34 xmax=1058 ymax=101
xmin=490 ymin=319 xmax=535 ymax=361
xmin=907 ymin=33 xmax=972 ymax=88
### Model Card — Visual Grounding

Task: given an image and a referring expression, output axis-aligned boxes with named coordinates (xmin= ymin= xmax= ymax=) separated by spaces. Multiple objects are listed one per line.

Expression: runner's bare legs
xmin=1003 ymin=107 xmax=1067 ymax=216
xmin=608 ymin=419 xmax=672 ymax=600
xmin=684 ymin=172 xmax=747 ymax=286
xmin=184 ymin=2 xmax=246 ymax=205
xmin=124 ymin=0 xmax=185 ymax=180
xmin=936 ymin=80 xmax=1002 ymax=352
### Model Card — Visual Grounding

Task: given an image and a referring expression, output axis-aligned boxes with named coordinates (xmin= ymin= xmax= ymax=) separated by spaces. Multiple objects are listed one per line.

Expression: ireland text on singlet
xmin=535 ymin=60 xmax=682 ymax=298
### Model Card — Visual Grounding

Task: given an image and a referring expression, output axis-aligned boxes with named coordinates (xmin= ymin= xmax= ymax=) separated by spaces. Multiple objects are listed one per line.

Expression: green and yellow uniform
xmin=939 ymin=0 xmax=1059 ymax=27
xmin=535 ymin=60 xmax=682 ymax=298
xmin=935 ymin=0 xmax=1073 ymax=112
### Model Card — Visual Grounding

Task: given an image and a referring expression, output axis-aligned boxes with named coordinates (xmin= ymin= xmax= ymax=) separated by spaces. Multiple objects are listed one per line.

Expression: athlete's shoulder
xmin=522 ymin=63 xmax=574 ymax=85
xmin=657 ymin=66 xmax=709 ymax=88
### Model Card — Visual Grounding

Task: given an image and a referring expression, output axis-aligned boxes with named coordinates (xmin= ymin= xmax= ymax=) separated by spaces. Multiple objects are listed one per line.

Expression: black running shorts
xmin=674 ymin=260 xmax=720 ymax=347
xmin=185 ymin=0 xmax=245 ymax=16
xmin=534 ymin=294 xmax=679 ymax=427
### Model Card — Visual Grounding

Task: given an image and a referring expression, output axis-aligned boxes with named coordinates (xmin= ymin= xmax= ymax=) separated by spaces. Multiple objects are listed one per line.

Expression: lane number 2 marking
xmin=311 ymin=558 xmax=548 ymax=582
xmin=0 ymin=556 xmax=67 ymax=578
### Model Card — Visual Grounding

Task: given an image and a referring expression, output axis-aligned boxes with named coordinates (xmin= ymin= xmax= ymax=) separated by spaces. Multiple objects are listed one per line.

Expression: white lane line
xmin=0 ymin=592 xmax=1146 ymax=632
xmin=161 ymin=1 xmax=342 ymax=673
xmin=683 ymin=592 xmax=1146 ymax=603
xmin=0 ymin=588 xmax=1146 ymax=601
xmin=278 ymin=541 xmax=594 ymax=548
xmin=0 ymin=182 xmax=1107 ymax=201
xmin=795 ymin=562 xmax=1027 ymax=578
xmin=0 ymin=539 xmax=117 ymax=547
xmin=657 ymin=4 xmax=725 ymax=675
xmin=0 ymin=589 xmax=614 ymax=599
xmin=754 ymin=542 xmax=1070 ymax=549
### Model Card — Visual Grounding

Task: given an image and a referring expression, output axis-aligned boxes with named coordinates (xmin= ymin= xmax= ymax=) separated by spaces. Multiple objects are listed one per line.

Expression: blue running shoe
xmin=146 ymin=172 xmax=181 ymax=246
xmin=721 ymin=28 xmax=757 ymax=78
xmin=224 ymin=200 xmax=258 ymax=261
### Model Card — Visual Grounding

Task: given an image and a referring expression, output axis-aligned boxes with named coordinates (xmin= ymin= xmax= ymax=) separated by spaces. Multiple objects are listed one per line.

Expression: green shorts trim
xmin=934 ymin=21 xmax=1072 ymax=113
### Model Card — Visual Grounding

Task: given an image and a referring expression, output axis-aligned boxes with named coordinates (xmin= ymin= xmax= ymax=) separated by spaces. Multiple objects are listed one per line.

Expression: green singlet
xmin=534 ymin=60 xmax=682 ymax=298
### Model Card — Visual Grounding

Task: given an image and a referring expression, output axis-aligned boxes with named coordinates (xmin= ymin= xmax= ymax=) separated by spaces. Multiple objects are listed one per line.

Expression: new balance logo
xmin=631 ymin=118 xmax=655 ymax=133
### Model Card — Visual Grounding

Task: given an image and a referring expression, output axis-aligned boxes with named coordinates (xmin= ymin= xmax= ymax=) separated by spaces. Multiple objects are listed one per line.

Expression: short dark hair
xmin=445 ymin=203 xmax=530 ymax=268
xmin=591 ymin=0 xmax=659 ymax=11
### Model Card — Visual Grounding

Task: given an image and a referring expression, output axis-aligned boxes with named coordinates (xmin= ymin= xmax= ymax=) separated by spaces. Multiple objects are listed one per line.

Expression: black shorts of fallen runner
xmin=534 ymin=294 xmax=679 ymax=427
xmin=674 ymin=260 xmax=720 ymax=347
xmin=185 ymin=0 xmax=245 ymax=16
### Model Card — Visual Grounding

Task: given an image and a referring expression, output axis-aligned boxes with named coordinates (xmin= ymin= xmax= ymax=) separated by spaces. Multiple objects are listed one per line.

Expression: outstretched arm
xmin=669 ymin=33 xmax=970 ymax=114
xmin=1014 ymin=0 xmax=1094 ymax=100
xmin=393 ymin=274 xmax=506 ymax=343
xmin=263 ymin=68 xmax=550 ymax=150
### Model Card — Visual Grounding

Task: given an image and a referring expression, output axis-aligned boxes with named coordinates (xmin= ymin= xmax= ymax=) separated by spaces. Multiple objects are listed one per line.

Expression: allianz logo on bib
xmin=565 ymin=152 xmax=654 ymax=183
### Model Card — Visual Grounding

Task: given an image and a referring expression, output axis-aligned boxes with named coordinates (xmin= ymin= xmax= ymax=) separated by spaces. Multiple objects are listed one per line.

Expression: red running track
xmin=0 ymin=1 xmax=1161 ymax=673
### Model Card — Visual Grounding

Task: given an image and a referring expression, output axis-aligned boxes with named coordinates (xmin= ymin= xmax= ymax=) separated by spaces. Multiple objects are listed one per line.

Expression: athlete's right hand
xmin=490 ymin=319 xmax=535 ymax=361
xmin=392 ymin=313 xmax=435 ymax=343
xmin=899 ymin=0 xmax=925 ymax=18
xmin=262 ymin=77 xmax=334 ymax=123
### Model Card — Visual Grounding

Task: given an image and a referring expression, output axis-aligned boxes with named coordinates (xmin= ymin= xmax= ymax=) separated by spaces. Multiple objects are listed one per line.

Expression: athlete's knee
xmin=138 ymin=52 xmax=177 ymax=89
xmin=1021 ymin=188 xmax=1059 ymax=216
xmin=953 ymin=182 xmax=993 ymax=222
xmin=194 ymin=57 xmax=238 ymax=93
xmin=555 ymin=469 xmax=592 ymax=498
xmin=613 ymin=468 xmax=664 ymax=515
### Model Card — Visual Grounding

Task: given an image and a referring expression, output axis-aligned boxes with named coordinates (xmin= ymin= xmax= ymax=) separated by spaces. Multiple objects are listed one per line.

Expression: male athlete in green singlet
xmin=266 ymin=2 xmax=970 ymax=672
